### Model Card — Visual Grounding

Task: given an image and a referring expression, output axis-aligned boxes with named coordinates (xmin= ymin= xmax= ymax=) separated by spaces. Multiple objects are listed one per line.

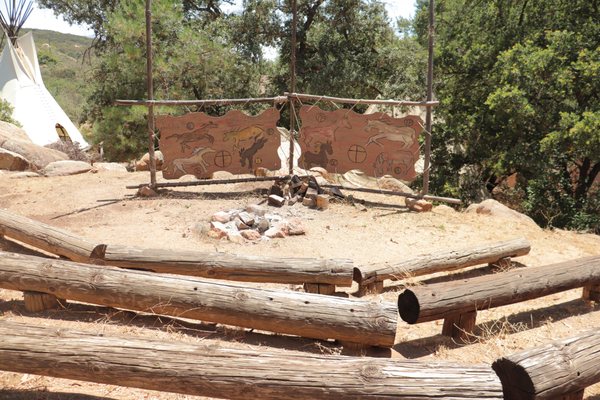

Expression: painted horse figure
xmin=170 ymin=146 xmax=216 ymax=176
xmin=302 ymin=141 xmax=333 ymax=169
xmin=239 ymin=136 xmax=268 ymax=170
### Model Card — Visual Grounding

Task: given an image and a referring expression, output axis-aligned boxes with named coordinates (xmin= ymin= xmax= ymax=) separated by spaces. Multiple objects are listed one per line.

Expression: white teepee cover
xmin=0 ymin=32 xmax=88 ymax=146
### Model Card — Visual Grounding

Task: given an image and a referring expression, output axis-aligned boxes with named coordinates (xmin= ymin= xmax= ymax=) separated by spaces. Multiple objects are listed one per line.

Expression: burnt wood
xmin=0 ymin=320 xmax=504 ymax=400
xmin=0 ymin=251 xmax=397 ymax=347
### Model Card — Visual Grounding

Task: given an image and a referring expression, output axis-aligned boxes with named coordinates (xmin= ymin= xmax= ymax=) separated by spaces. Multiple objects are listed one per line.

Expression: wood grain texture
xmin=360 ymin=237 xmax=531 ymax=284
xmin=492 ymin=330 xmax=600 ymax=400
xmin=157 ymin=108 xmax=281 ymax=179
xmin=0 ymin=320 xmax=504 ymax=399
xmin=101 ymin=245 xmax=354 ymax=286
xmin=0 ymin=251 xmax=397 ymax=347
xmin=298 ymin=106 xmax=423 ymax=181
xmin=397 ymin=256 xmax=600 ymax=324
xmin=0 ymin=209 xmax=96 ymax=262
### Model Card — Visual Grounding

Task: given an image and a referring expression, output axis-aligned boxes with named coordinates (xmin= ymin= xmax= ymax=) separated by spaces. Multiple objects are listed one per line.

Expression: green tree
xmin=416 ymin=0 xmax=600 ymax=232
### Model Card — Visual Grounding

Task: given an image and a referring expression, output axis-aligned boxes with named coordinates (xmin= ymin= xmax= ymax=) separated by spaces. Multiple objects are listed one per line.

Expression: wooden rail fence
xmin=397 ymin=256 xmax=600 ymax=339
xmin=0 ymin=319 xmax=504 ymax=399
xmin=0 ymin=250 xmax=397 ymax=347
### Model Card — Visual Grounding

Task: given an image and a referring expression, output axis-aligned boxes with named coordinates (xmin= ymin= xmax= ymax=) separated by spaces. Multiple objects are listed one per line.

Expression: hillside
xmin=19 ymin=29 xmax=94 ymax=125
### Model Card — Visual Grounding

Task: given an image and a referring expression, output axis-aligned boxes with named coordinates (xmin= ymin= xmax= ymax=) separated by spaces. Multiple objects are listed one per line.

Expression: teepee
xmin=0 ymin=0 xmax=88 ymax=147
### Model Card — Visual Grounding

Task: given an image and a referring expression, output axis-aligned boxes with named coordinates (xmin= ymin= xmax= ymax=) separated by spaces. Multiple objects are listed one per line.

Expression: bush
xmin=45 ymin=141 xmax=91 ymax=162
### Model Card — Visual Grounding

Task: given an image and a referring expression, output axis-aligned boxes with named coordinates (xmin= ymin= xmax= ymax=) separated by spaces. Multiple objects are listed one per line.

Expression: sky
xmin=23 ymin=0 xmax=417 ymax=37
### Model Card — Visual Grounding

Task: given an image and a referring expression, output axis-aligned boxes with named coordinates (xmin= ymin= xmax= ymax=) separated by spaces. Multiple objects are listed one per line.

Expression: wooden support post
xmin=23 ymin=291 xmax=64 ymax=312
xmin=442 ymin=311 xmax=477 ymax=340
xmin=303 ymin=283 xmax=336 ymax=295
xmin=583 ymin=284 xmax=600 ymax=302
xmin=397 ymin=256 xmax=600 ymax=325
xmin=0 ymin=251 xmax=397 ymax=347
xmin=360 ymin=237 xmax=531 ymax=285
xmin=357 ymin=281 xmax=384 ymax=296
xmin=0 ymin=320 xmax=504 ymax=400
xmin=492 ymin=330 xmax=600 ymax=400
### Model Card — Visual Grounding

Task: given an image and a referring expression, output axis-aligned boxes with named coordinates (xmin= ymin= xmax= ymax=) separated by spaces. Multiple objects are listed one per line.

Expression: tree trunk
xmin=397 ymin=256 xmax=600 ymax=325
xmin=360 ymin=237 xmax=531 ymax=284
xmin=0 ymin=320 xmax=504 ymax=400
xmin=0 ymin=251 xmax=397 ymax=347
xmin=492 ymin=330 xmax=600 ymax=400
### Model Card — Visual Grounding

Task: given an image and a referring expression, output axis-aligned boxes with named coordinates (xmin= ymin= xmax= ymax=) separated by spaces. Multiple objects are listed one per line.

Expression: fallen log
xmin=99 ymin=245 xmax=354 ymax=286
xmin=0 ymin=251 xmax=396 ymax=347
xmin=360 ymin=237 xmax=531 ymax=285
xmin=0 ymin=208 xmax=96 ymax=262
xmin=0 ymin=320 xmax=504 ymax=399
xmin=397 ymin=256 xmax=600 ymax=338
xmin=492 ymin=330 xmax=600 ymax=400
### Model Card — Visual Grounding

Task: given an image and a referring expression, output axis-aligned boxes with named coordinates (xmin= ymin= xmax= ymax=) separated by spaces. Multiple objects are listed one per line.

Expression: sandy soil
xmin=0 ymin=169 xmax=599 ymax=399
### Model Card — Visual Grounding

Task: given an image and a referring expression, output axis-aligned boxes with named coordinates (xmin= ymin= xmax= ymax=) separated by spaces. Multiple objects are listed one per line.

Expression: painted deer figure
xmin=365 ymin=120 xmax=416 ymax=148
xmin=168 ymin=121 xmax=217 ymax=151
xmin=303 ymin=114 xmax=351 ymax=146
xmin=239 ymin=136 xmax=268 ymax=170
xmin=223 ymin=125 xmax=265 ymax=149
xmin=170 ymin=146 xmax=216 ymax=175
xmin=301 ymin=140 xmax=333 ymax=169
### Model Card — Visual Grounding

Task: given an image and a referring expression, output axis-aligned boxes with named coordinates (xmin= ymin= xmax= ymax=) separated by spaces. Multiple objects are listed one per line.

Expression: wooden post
xmin=0 ymin=320 xmax=504 ymax=400
xmin=288 ymin=0 xmax=297 ymax=174
xmin=359 ymin=237 xmax=531 ymax=286
xmin=442 ymin=311 xmax=477 ymax=341
xmin=303 ymin=283 xmax=336 ymax=295
xmin=0 ymin=251 xmax=398 ymax=347
xmin=582 ymin=283 xmax=600 ymax=302
xmin=492 ymin=330 xmax=600 ymax=400
xmin=22 ymin=291 xmax=64 ymax=312
xmin=397 ymin=256 xmax=600 ymax=333
xmin=145 ymin=0 xmax=157 ymax=187
xmin=0 ymin=209 xmax=97 ymax=262
xmin=421 ymin=0 xmax=435 ymax=195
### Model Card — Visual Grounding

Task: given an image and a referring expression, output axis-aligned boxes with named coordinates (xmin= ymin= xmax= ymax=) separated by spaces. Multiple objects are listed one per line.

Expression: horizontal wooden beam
xmin=397 ymin=255 xmax=600 ymax=325
xmin=0 ymin=209 xmax=96 ymax=262
xmin=360 ymin=237 xmax=531 ymax=284
xmin=320 ymin=184 xmax=462 ymax=205
xmin=285 ymin=92 xmax=439 ymax=107
xmin=115 ymin=96 xmax=288 ymax=107
xmin=124 ymin=175 xmax=312 ymax=189
xmin=0 ymin=251 xmax=396 ymax=347
xmin=492 ymin=330 xmax=600 ymax=400
xmin=0 ymin=320 xmax=504 ymax=399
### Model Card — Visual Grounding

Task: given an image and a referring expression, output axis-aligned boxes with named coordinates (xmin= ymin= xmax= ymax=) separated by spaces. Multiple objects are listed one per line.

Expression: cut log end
xmin=397 ymin=289 xmax=420 ymax=324
xmin=492 ymin=357 xmax=537 ymax=400
xmin=23 ymin=291 xmax=65 ymax=313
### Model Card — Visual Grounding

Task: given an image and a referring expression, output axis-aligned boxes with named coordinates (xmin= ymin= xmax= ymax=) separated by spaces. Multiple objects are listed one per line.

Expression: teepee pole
xmin=145 ymin=0 xmax=157 ymax=188
xmin=421 ymin=0 xmax=435 ymax=195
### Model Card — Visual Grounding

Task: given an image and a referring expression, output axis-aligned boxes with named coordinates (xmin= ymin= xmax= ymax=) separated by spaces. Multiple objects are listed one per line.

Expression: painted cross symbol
xmin=347 ymin=144 xmax=367 ymax=163
xmin=214 ymin=151 xmax=232 ymax=168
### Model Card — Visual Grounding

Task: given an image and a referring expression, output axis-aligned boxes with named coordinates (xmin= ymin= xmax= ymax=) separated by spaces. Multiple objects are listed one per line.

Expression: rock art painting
xmin=157 ymin=108 xmax=281 ymax=179
xmin=298 ymin=106 xmax=423 ymax=181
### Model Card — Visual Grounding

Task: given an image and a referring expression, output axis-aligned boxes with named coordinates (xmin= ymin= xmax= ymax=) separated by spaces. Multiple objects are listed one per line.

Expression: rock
xmin=315 ymin=176 xmax=329 ymax=188
xmin=238 ymin=211 xmax=255 ymax=226
xmin=0 ymin=148 xmax=30 ymax=171
xmin=268 ymin=194 xmax=285 ymax=207
xmin=465 ymin=199 xmax=539 ymax=228
xmin=302 ymin=197 xmax=315 ymax=207
xmin=377 ymin=176 xmax=414 ymax=193
xmin=0 ymin=137 xmax=67 ymax=170
xmin=434 ymin=205 xmax=456 ymax=214
xmin=265 ymin=225 xmax=287 ymax=238
xmin=234 ymin=218 xmax=250 ymax=230
xmin=137 ymin=185 xmax=157 ymax=197
xmin=269 ymin=184 xmax=284 ymax=198
xmin=211 ymin=170 xmax=235 ymax=179
xmin=209 ymin=221 xmax=230 ymax=239
xmin=178 ymin=174 xmax=198 ymax=182
xmin=212 ymin=211 xmax=233 ymax=223
xmin=93 ymin=162 xmax=129 ymax=173
xmin=246 ymin=204 xmax=267 ymax=216
xmin=240 ymin=229 xmax=261 ymax=241
xmin=286 ymin=217 xmax=306 ymax=236
xmin=405 ymin=198 xmax=433 ymax=213
xmin=42 ymin=160 xmax=93 ymax=176
xmin=135 ymin=150 xmax=163 ymax=171
xmin=8 ymin=171 xmax=40 ymax=179
xmin=192 ymin=223 xmax=209 ymax=237
xmin=255 ymin=218 xmax=270 ymax=233
xmin=0 ymin=121 xmax=31 ymax=143
xmin=305 ymin=187 xmax=318 ymax=200
xmin=227 ymin=231 xmax=245 ymax=244
xmin=309 ymin=167 xmax=332 ymax=182
xmin=254 ymin=167 xmax=269 ymax=177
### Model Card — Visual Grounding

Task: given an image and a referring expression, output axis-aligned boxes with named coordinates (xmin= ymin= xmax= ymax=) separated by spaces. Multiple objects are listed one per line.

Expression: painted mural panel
xmin=157 ymin=108 xmax=281 ymax=179
xmin=298 ymin=106 xmax=423 ymax=181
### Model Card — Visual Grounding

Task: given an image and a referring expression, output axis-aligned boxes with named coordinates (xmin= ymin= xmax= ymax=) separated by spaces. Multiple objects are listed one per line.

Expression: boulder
xmin=0 ymin=148 xmax=30 ymax=171
xmin=465 ymin=199 xmax=539 ymax=228
xmin=42 ymin=160 xmax=93 ymax=177
xmin=0 ymin=121 xmax=31 ymax=143
xmin=135 ymin=150 xmax=163 ymax=171
xmin=0 ymin=138 xmax=68 ymax=170
xmin=93 ymin=162 xmax=129 ymax=173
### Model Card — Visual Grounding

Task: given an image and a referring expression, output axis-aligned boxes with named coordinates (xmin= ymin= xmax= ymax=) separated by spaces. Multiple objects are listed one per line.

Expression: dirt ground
xmin=0 ymin=169 xmax=599 ymax=399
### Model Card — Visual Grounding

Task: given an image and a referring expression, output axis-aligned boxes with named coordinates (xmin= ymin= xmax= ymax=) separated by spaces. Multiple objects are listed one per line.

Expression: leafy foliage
xmin=0 ymin=98 xmax=20 ymax=126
